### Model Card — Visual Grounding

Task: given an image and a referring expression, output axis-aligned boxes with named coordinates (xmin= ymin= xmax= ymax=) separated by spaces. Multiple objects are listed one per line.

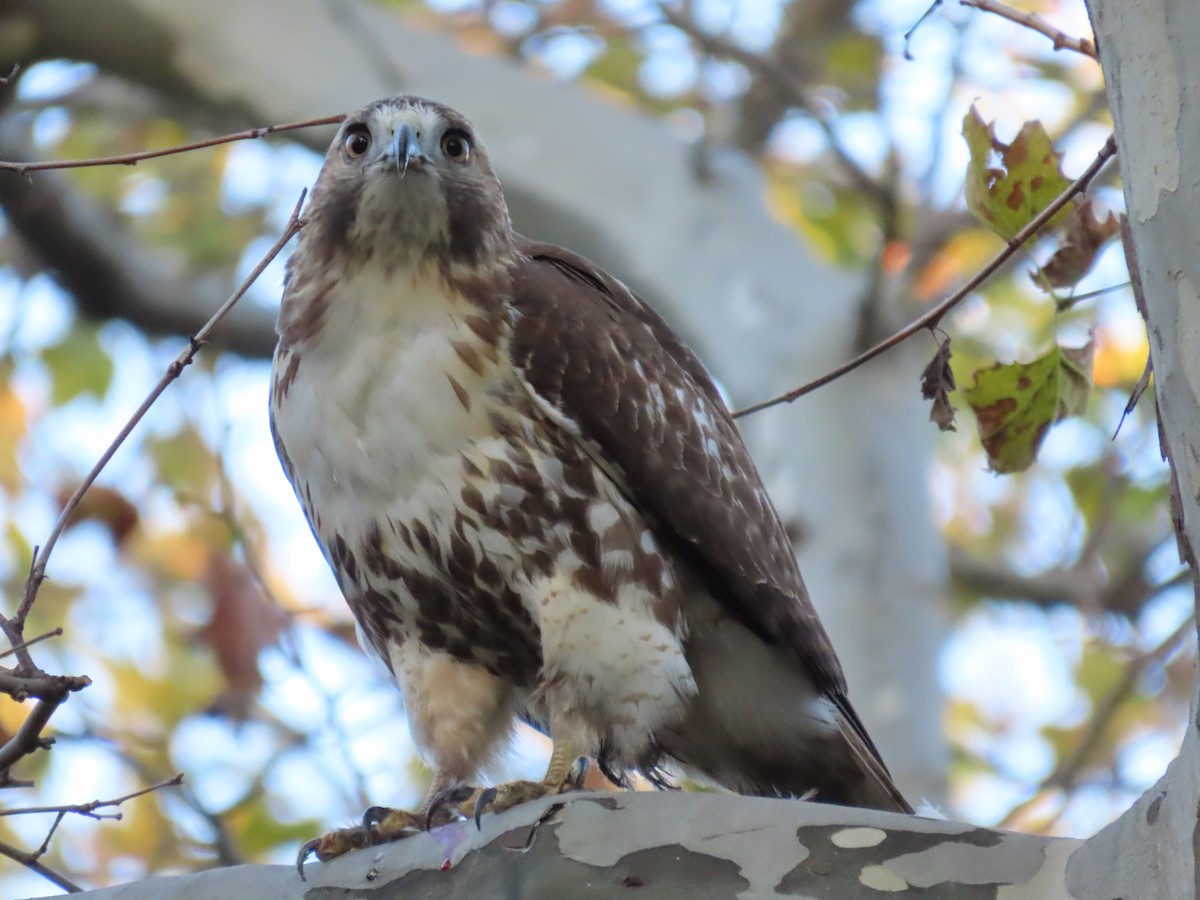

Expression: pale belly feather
xmin=271 ymin=273 xmax=697 ymax=768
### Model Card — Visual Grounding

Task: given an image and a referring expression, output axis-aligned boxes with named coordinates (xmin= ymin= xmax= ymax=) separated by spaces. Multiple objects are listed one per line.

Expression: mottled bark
xmin=51 ymin=792 xmax=1077 ymax=900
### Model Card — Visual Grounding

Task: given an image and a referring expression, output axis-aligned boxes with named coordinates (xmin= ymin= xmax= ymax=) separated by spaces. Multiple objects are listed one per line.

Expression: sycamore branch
xmin=960 ymin=0 xmax=1097 ymax=60
xmin=733 ymin=134 xmax=1117 ymax=418
xmin=14 ymin=191 xmax=306 ymax=624
xmin=0 ymin=775 xmax=184 ymax=893
xmin=999 ymin=614 xmax=1194 ymax=830
xmin=0 ymin=115 xmax=343 ymax=174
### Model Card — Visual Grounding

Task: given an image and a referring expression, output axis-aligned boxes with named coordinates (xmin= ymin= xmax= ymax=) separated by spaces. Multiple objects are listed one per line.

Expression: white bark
xmin=40 ymin=792 xmax=1078 ymax=900
xmin=1064 ymin=1 xmax=1200 ymax=895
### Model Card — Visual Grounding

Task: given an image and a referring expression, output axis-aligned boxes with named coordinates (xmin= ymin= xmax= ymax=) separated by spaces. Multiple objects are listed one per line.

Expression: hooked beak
xmin=388 ymin=122 xmax=429 ymax=176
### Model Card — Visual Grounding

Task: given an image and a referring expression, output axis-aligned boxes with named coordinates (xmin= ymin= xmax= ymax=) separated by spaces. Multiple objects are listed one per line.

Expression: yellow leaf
xmin=129 ymin=529 xmax=210 ymax=581
xmin=0 ymin=384 xmax=27 ymax=492
xmin=1093 ymin=329 xmax=1148 ymax=388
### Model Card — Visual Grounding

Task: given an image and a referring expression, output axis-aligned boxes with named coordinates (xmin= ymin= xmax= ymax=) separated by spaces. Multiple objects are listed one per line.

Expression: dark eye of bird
xmin=344 ymin=128 xmax=371 ymax=159
xmin=441 ymin=132 xmax=471 ymax=162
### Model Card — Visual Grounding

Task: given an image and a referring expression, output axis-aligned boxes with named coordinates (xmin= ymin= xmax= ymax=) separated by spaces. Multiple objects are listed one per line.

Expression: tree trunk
xmin=1063 ymin=1 xmax=1200 ymax=892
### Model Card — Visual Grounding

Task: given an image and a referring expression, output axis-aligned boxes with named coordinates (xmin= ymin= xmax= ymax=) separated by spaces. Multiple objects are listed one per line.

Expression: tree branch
xmin=0 ymin=839 xmax=82 ymax=893
xmin=732 ymin=133 xmax=1117 ymax=418
xmin=0 ymin=774 xmax=184 ymax=819
xmin=999 ymin=613 xmax=1195 ymax=830
xmin=960 ymin=0 xmax=1097 ymax=59
xmin=0 ymin=113 xmax=343 ymax=174
xmin=949 ymin=545 xmax=1185 ymax=619
xmin=0 ymin=627 xmax=63 ymax=661
xmin=14 ymin=191 xmax=305 ymax=627
xmin=0 ymin=122 xmax=279 ymax=358
xmin=656 ymin=2 xmax=897 ymax=225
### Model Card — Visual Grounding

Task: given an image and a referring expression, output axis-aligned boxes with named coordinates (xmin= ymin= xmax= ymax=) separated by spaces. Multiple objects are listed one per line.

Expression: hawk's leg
xmin=457 ymin=737 xmax=589 ymax=824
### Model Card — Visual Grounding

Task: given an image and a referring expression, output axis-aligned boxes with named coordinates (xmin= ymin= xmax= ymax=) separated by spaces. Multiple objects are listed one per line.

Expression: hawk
xmin=271 ymin=96 xmax=911 ymax=865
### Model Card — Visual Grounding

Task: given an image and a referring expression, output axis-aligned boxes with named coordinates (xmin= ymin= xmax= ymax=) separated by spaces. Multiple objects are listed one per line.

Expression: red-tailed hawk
xmin=271 ymin=96 xmax=911 ymax=867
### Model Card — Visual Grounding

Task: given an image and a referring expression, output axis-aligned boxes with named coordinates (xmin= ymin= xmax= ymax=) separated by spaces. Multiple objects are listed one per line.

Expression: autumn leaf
xmin=40 ymin=324 xmax=115 ymax=404
xmin=962 ymin=106 xmax=1072 ymax=241
xmin=1038 ymin=199 xmax=1121 ymax=289
xmin=965 ymin=340 xmax=1094 ymax=474
xmin=920 ymin=336 xmax=957 ymax=432
xmin=199 ymin=552 xmax=287 ymax=720
xmin=0 ymin=383 xmax=27 ymax=492
xmin=147 ymin=425 xmax=216 ymax=502
xmin=57 ymin=484 xmax=140 ymax=546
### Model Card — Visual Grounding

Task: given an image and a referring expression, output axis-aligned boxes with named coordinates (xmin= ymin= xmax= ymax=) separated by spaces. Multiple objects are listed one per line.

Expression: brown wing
xmin=508 ymin=239 xmax=847 ymax=691
xmin=508 ymin=240 xmax=909 ymax=808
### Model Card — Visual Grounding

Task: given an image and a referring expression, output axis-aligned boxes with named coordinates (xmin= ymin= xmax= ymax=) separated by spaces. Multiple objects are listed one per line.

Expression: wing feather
xmin=508 ymin=239 xmax=911 ymax=811
xmin=508 ymin=239 xmax=844 ymax=696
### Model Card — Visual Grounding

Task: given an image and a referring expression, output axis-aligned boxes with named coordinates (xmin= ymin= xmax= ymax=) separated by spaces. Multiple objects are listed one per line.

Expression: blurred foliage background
xmin=0 ymin=0 xmax=1192 ymax=893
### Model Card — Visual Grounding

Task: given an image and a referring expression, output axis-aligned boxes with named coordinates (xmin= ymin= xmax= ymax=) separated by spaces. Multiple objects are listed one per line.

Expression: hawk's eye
xmin=441 ymin=131 xmax=471 ymax=162
xmin=344 ymin=127 xmax=371 ymax=159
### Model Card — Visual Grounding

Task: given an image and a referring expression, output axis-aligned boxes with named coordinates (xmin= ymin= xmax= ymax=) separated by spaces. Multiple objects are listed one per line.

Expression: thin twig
xmin=960 ymin=0 xmax=1097 ymax=59
xmin=0 ymin=660 xmax=90 ymax=783
xmin=0 ymin=627 xmax=63 ymax=661
xmin=102 ymin=734 xmax=244 ymax=866
xmin=0 ymin=115 xmax=344 ymax=175
xmin=0 ymin=64 xmax=19 ymax=87
xmin=13 ymin=191 xmax=306 ymax=634
xmin=0 ymin=773 xmax=184 ymax=819
xmin=657 ymin=2 xmax=896 ymax=221
xmin=0 ymin=840 xmax=82 ymax=893
xmin=1057 ymin=280 xmax=1132 ymax=313
xmin=904 ymin=0 xmax=944 ymax=60
xmin=0 ymin=670 xmax=89 ymax=702
xmin=998 ymin=612 xmax=1196 ymax=830
xmin=732 ymin=134 xmax=1118 ymax=419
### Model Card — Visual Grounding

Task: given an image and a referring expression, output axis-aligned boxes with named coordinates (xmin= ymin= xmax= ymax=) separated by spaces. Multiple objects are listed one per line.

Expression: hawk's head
xmin=299 ymin=96 xmax=514 ymax=276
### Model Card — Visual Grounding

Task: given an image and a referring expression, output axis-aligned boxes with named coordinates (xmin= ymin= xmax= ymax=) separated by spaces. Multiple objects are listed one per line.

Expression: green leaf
xmin=41 ymin=324 xmax=115 ymax=405
xmin=586 ymin=37 xmax=643 ymax=99
xmin=823 ymin=33 xmax=883 ymax=109
xmin=965 ymin=340 xmax=1094 ymax=473
xmin=962 ymin=106 xmax=1072 ymax=241
xmin=230 ymin=800 xmax=321 ymax=857
xmin=147 ymin=425 xmax=215 ymax=502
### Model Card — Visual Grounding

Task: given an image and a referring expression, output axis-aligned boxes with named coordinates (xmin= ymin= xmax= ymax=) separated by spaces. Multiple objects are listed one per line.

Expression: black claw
xmin=473 ymin=786 xmax=498 ymax=829
xmin=296 ymin=838 xmax=321 ymax=881
xmin=424 ymin=784 xmax=475 ymax=831
xmin=567 ymin=756 xmax=590 ymax=790
xmin=362 ymin=806 xmax=391 ymax=830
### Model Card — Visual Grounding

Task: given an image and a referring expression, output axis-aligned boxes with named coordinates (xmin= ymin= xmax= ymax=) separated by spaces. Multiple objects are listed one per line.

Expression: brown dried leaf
xmin=199 ymin=552 xmax=286 ymax=720
xmin=57 ymin=485 xmax=140 ymax=547
xmin=1039 ymin=199 xmax=1120 ymax=289
xmin=920 ymin=336 xmax=957 ymax=432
